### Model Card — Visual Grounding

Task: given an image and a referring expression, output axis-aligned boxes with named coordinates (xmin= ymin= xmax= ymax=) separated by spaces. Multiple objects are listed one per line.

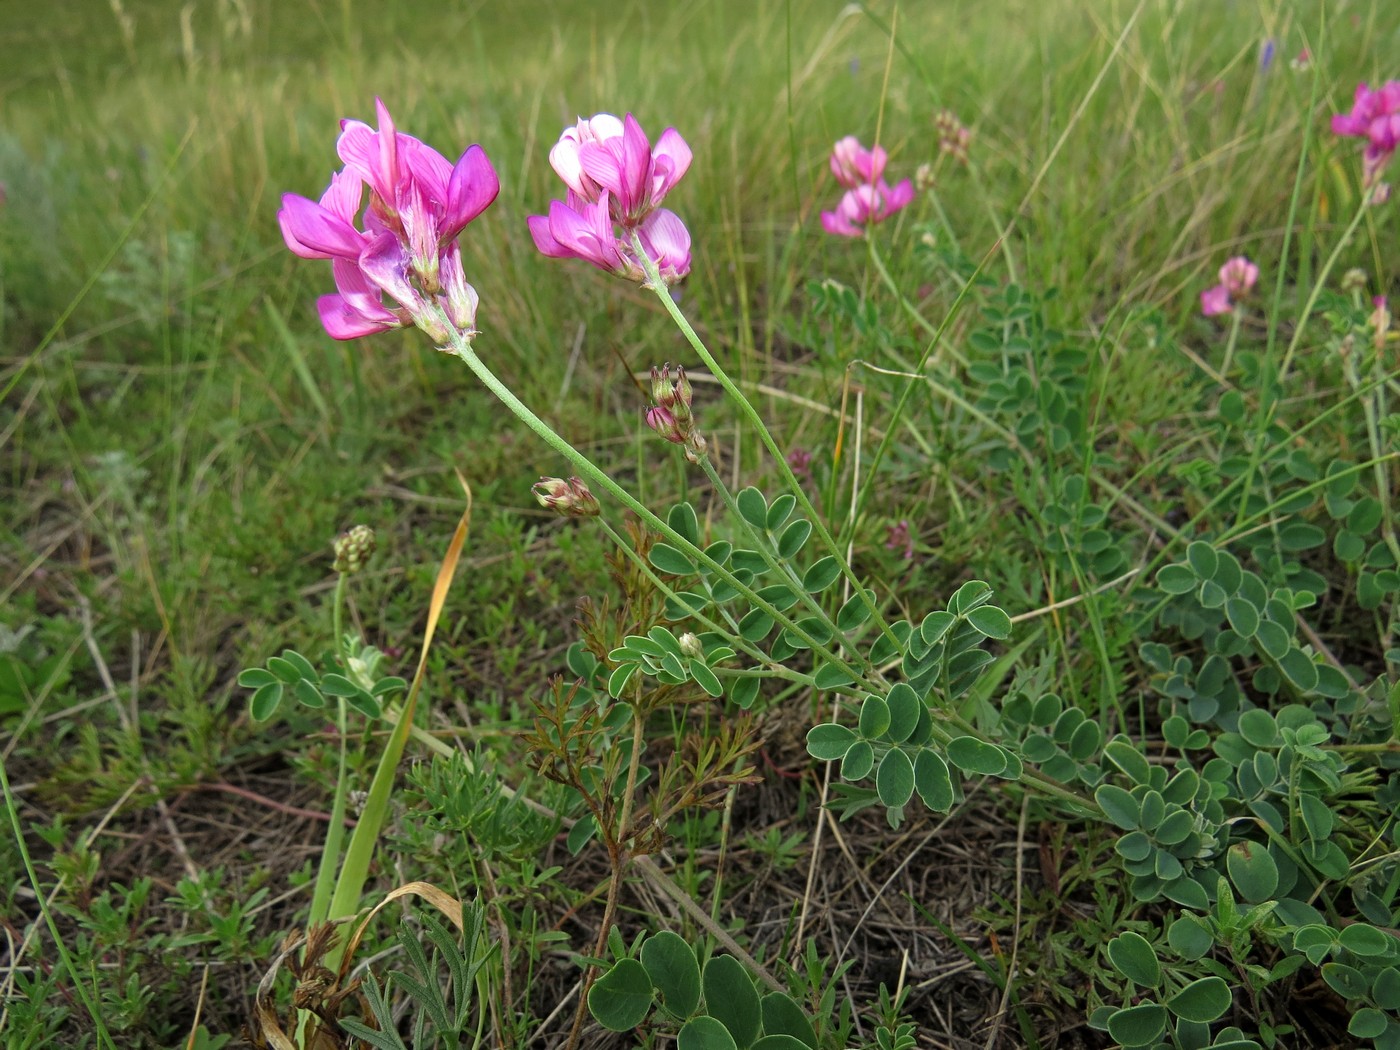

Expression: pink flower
xmin=278 ymin=98 xmax=499 ymax=342
xmin=1200 ymin=255 xmax=1259 ymax=317
xmin=529 ymin=112 xmax=693 ymax=285
xmin=820 ymin=180 xmax=915 ymax=237
xmin=1332 ymin=81 xmax=1400 ymax=186
xmin=830 ymin=136 xmax=887 ymax=188
xmin=1199 ymin=284 xmax=1233 ymax=317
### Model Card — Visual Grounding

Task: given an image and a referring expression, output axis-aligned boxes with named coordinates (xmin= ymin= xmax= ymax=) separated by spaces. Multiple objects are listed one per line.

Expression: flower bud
xmin=1371 ymin=296 xmax=1391 ymax=352
xmin=333 ymin=525 xmax=377 ymax=574
xmin=532 ymin=476 xmax=601 ymax=517
xmin=646 ymin=405 xmax=686 ymax=444
xmin=915 ymin=163 xmax=935 ymax=192
xmin=1342 ymin=268 xmax=1369 ymax=294
xmin=678 ymin=632 xmax=703 ymax=659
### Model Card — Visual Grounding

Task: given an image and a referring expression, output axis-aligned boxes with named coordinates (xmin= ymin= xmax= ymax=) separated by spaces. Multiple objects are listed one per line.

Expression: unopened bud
xmin=915 ymin=163 xmax=935 ymax=192
xmin=1371 ymin=296 xmax=1391 ymax=352
xmin=1341 ymin=268 xmax=1369 ymax=294
xmin=532 ymin=476 xmax=601 ymax=517
xmin=678 ymin=632 xmax=703 ymax=659
xmin=646 ymin=405 xmax=686 ymax=445
xmin=333 ymin=525 xmax=376 ymax=574
xmin=1371 ymin=181 xmax=1392 ymax=207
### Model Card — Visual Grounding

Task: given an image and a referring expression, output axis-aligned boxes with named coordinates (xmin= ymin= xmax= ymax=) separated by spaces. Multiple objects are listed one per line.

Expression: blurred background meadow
xmin=3 ymin=0 xmax=1399 ymax=1046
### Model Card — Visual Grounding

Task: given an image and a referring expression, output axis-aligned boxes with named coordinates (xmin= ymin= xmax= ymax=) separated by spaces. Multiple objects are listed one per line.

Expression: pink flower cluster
xmin=820 ymin=136 xmax=914 ymax=237
xmin=527 ymin=113 xmax=693 ymax=285
xmin=1200 ymin=256 xmax=1259 ymax=317
xmin=1332 ymin=81 xmax=1400 ymax=187
xmin=278 ymin=100 xmax=500 ymax=341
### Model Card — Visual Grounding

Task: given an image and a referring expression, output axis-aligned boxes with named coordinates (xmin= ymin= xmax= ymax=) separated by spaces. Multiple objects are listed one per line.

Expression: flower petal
xmin=445 ymin=144 xmax=500 ymax=238
xmin=317 ymin=293 xmax=397 ymax=340
xmin=278 ymin=192 xmax=365 ymax=259
xmin=638 ymin=208 xmax=691 ymax=279
xmin=1200 ymin=285 xmax=1232 ymax=317
xmin=649 ymin=127 xmax=692 ymax=204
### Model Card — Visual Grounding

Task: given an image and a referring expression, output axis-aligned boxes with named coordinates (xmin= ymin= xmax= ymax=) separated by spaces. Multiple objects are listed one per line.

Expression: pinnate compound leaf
xmin=641 ymin=931 xmax=700 ymax=1018
xmin=679 ymin=1015 xmax=739 ymax=1050
xmin=1095 ymin=784 xmax=1140 ymax=830
xmin=689 ymin=661 xmax=724 ymax=698
xmin=668 ymin=502 xmax=701 ymax=546
xmin=884 ymin=683 xmax=921 ymax=743
xmin=1165 ymin=976 xmax=1232 ymax=1023
xmin=290 ymin=678 xmax=324 ymax=709
xmin=249 ymin=681 xmax=285 ymax=721
xmin=279 ymin=649 xmax=319 ymax=683
xmin=1322 ymin=962 xmax=1369 ymax=1000
xmin=588 ymin=958 xmax=653 ymax=1031
xmin=760 ymin=993 xmax=818 ymax=1048
xmin=1186 ymin=541 xmax=1218 ymax=579
xmin=703 ymin=955 xmax=760 ymax=1047
xmin=1105 ymin=1003 xmax=1167 ymax=1048
xmin=802 ymin=557 xmax=842 ymax=593
xmin=344 ymin=688 xmax=381 ymax=719
xmin=730 ymin=677 xmax=761 ymax=709
xmin=805 ymin=723 xmax=855 ymax=760
xmin=875 ymin=747 xmax=915 ymax=808
xmin=777 ymin=519 xmax=813 ymax=559
xmin=266 ymin=656 xmax=303 ymax=683
xmin=945 ymin=736 xmax=1008 ymax=776
xmin=650 ymin=543 xmax=697 ymax=576
xmin=766 ymin=493 xmax=797 ymax=530
xmin=1226 ymin=841 xmax=1279 ymax=903
xmin=320 ymin=672 xmax=362 ymax=697
xmin=841 ymin=740 xmax=875 ymax=780
xmin=237 ymin=667 xmax=278 ymax=689
xmin=913 ymin=749 xmax=954 ymax=812
xmin=1337 ymin=923 xmax=1395 ymax=957
xmin=965 ymin=605 xmax=1012 ymax=639
xmin=949 ymin=579 xmax=992 ymax=614
xmin=1107 ymin=931 xmax=1161 ymax=987
xmin=812 ymin=663 xmax=854 ymax=690
xmin=751 ymin=1038 xmax=812 ymax=1050
xmin=736 ymin=487 xmax=768 ymax=529
xmin=858 ymin=694 xmax=891 ymax=738
xmin=1156 ymin=564 xmax=1196 ymax=594
xmin=1348 ymin=1008 xmax=1389 ymax=1040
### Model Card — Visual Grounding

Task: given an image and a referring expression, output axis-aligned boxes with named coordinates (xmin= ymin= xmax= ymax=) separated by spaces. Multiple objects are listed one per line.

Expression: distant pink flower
xmin=820 ymin=135 xmax=914 ymax=237
xmin=1200 ymin=255 xmax=1259 ymax=317
xmin=830 ymin=136 xmax=887 ymax=188
xmin=278 ymin=98 xmax=499 ymax=341
xmin=885 ymin=520 xmax=914 ymax=560
xmin=786 ymin=448 xmax=812 ymax=479
xmin=1332 ymin=81 xmax=1400 ymax=186
xmin=820 ymin=180 xmax=915 ymax=237
xmin=529 ymin=112 xmax=692 ymax=285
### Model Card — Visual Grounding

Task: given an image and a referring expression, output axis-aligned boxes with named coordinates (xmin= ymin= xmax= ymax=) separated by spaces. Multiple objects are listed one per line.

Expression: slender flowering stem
xmin=1277 ymin=198 xmax=1371 ymax=381
xmin=865 ymin=232 xmax=969 ymax=368
xmin=1221 ymin=309 xmax=1244 ymax=380
xmin=307 ymin=573 xmax=352 ymax=929
xmin=437 ymin=315 xmax=869 ymax=685
xmin=630 ymin=233 xmax=902 ymax=650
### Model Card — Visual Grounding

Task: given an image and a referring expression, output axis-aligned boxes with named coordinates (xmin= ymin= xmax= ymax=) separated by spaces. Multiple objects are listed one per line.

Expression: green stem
xmin=698 ymin=457 xmax=870 ymax=677
xmin=1277 ymin=197 xmax=1372 ymax=382
xmin=0 ymin=755 xmax=118 ymax=1050
xmin=631 ymin=235 xmax=900 ymax=649
xmin=308 ymin=574 xmax=352 ymax=930
xmin=1221 ymin=309 xmax=1243 ymax=380
xmin=595 ymin=518 xmax=817 ymax=686
xmin=440 ymin=326 xmax=867 ymax=690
